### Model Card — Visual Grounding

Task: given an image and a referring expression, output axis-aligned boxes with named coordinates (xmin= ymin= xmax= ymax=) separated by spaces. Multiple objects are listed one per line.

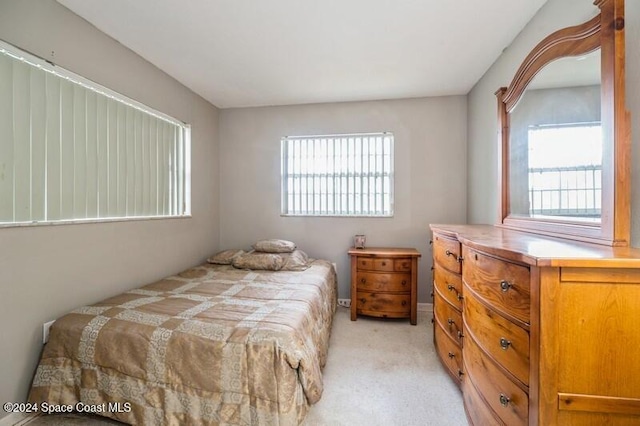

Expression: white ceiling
xmin=57 ymin=0 xmax=548 ymax=109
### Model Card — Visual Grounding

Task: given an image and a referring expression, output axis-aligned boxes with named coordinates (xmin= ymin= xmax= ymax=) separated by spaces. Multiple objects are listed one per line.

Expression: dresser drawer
xmin=434 ymin=265 xmax=463 ymax=310
xmin=356 ymin=291 xmax=410 ymax=316
xmin=434 ymin=292 xmax=463 ymax=345
xmin=433 ymin=234 xmax=461 ymax=274
xmin=462 ymin=377 xmax=503 ymax=426
xmin=464 ymin=326 xmax=528 ymax=426
xmin=356 ymin=272 xmax=411 ymax=293
xmin=462 ymin=246 xmax=531 ymax=324
xmin=356 ymin=257 xmax=394 ymax=272
xmin=464 ymin=289 xmax=530 ymax=386
xmin=434 ymin=322 xmax=463 ymax=384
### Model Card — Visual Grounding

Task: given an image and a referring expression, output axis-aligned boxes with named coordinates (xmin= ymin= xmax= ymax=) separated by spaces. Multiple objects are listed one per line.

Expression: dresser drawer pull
xmin=457 ymin=331 xmax=464 ymax=339
xmin=458 ymin=369 xmax=465 ymax=378
xmin=360 ymin=298 xmax=366 ymax=303
xmin=447 ymin=318 xmax=455 ymax=326
xmin=499 ymin=337 xmax=512 ymax=350
xmin=447 ymin=284 xmax=455 ymax=291
xmin=457 ymin=294 xmax=464 ymax=301
xmin=499 ymin=394 xmax=510 ymax=407
xmin=401 ymin=280 xmax=407 ymax=285
xmin=500 ymin=280 xmax=512 ymax=292
xmin=360 ymin=278 xmax=366 ymax=284
xmin=444 ymin=250 xmax=462 ymax=262
xmin=448 ymin=352 xmax=455 ymax=359
xmin=381 ymin=261 xmax=387 ymax=266
xmin=401 ymin=300 xmax=407 ymax=306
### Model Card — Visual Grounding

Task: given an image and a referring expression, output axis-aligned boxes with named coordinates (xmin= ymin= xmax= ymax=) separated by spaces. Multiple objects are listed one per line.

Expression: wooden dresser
xmin=430 ymin=224 xmax=640 ymax=426
xmin=349 ymin=247 xmax=421 ymax=325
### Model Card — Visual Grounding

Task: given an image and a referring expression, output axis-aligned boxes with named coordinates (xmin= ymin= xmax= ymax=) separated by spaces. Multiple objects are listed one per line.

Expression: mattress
xmin=28 ymin=260 xmax=337 ymax=425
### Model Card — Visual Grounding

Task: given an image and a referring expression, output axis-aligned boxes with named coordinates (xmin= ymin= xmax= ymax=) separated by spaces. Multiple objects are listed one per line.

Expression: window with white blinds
xmin=0 ymin=40 xmax=190 ymax=226
xmin=281 ymin=133 xmax=394 ymax=216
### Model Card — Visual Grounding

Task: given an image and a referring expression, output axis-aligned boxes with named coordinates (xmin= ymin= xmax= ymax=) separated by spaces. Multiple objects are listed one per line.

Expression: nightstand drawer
xmin=393 ymin=258 xmax=412 ymax=272
xmin=356 ymin=272 xmax=411 ymax=292
xmin=356 ymin=291 xmax=411 ymax=315
xmin=356 ymin=257 xmax=395 ymax=272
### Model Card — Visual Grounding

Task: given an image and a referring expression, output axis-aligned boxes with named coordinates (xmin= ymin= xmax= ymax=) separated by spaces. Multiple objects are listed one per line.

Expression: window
xmin=527 ymin=123 xmax=601 ymax=219
xmin=281 ymin=132 xmax=393 ymax=216
xmin=0 ymin=40 xmax=190 ymax=227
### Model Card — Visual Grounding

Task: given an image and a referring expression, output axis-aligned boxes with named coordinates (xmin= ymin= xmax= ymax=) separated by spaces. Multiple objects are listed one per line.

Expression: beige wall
xmin=219 ymin=97 xmax=467 ymax=302
xmin=0 ymin=0 xmax=220 ymax=415
xmin=467 ymin=0 xmax=640 ymax=247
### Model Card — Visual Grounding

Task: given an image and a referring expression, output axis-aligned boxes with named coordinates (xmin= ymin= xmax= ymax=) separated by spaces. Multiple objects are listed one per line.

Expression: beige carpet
xmin=16 ymin=307 xmax=467 ymax=426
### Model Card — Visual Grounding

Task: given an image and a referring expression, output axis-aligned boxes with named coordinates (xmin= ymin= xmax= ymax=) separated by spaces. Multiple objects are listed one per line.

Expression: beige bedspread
xmin=29 ymin=260 xmax=337 ymax=425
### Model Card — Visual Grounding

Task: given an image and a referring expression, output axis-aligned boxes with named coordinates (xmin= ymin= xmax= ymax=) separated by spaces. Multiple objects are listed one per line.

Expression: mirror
xmin=509 ymin=50 xmax=601 ymax=222
xmin=496 ymin=0 xmax=630 ymax=246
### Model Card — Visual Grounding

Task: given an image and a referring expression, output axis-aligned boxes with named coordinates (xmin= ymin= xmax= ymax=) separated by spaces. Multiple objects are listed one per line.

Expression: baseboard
xmin=418 ymin=302 xmax=433 ymax=313
xmin=0 ymin=412 xmax=40 ymax=426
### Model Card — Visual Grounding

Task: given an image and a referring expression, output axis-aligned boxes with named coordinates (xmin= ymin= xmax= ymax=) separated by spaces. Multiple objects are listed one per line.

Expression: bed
xmin=28 ymin=256 xmax=337 ymax=425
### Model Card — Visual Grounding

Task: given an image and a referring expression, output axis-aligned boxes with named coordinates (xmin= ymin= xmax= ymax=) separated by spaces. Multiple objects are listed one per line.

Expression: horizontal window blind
xmin=281 ymin=132 xmax=394 ymax=216
xmin=0 ymin=40 xmax=190 ymax=226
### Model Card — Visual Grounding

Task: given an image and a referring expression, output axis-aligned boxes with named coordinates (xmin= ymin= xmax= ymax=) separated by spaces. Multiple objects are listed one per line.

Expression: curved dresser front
xmin=430 ymin=224 xmax=640 ymax=426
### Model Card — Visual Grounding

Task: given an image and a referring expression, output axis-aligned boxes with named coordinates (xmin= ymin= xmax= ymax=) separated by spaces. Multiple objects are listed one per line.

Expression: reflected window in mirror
xmin=527 ymin=122 xmax=602 ymax=220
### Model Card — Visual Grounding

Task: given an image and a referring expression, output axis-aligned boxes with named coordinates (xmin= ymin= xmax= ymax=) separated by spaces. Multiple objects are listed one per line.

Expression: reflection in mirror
xmin=508 ymin=49 xmax=601 ymax=223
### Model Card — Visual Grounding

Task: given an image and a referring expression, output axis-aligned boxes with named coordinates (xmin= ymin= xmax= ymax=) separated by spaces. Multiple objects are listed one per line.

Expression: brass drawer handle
xmin=457 ymin=294 xmax=464 ymax=301
xmin=447 ymin=318 xmax=455 ymax=326
xmin=458 ymin=369 xmax=464 ymax=378
xmin=447 ymin=284 xmax=455 ymax=291
xmin=499 ymin=394 xmax=510 ymax=407
xmin=457 ymin=330 xmax=464 ymax=339
xmin=445 ymin=249 xmax=459 ymax=261
xmin=500 ymin=280 xmax=512 ymax=292
xmin=448 ymin=352 xmax=455 ymax=359
xmin=500 ymin=338 xmax=511 ymax=350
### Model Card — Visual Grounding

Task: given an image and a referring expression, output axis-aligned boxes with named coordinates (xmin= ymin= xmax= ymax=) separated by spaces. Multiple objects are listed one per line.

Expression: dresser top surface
xmin=348 ymin=247 xmax=421 ymax=257
xmin=430 ymin=224 xmax=640 ymax=267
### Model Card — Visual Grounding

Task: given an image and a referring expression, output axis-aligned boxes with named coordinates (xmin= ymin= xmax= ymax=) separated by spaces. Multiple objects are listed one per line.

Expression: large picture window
xmin=0 ymin=40 xmax=190 ymax=226
xmin=281 ymin=132 xmax=394 ymax=217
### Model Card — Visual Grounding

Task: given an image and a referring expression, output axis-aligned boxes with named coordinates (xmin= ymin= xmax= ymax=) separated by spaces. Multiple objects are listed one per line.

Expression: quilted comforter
xmin=29 ymin=260 xmax=337 ymax=425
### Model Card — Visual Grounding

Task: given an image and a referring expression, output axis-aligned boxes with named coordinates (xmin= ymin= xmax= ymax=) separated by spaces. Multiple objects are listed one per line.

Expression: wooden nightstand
xmin=348 ymin=247 xmax=421 ymax=325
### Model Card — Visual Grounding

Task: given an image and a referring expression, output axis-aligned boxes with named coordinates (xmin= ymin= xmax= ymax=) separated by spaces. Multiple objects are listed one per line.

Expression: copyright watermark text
xmin=3 ymin=401 xmax=131 ymax=414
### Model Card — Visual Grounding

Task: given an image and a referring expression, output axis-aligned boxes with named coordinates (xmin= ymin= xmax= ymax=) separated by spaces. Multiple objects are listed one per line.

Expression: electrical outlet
xmin=43 ymin=320 xmax=55 ymax=344
xmin=337 ymin=298 xmax=351 ymax=308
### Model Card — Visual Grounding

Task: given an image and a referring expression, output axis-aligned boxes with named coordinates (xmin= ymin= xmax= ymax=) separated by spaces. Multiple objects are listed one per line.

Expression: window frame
xmin=0 ymin=39 xmax=191 ymax=228
xmin=280 ymin=132 xmax=395 ymax=217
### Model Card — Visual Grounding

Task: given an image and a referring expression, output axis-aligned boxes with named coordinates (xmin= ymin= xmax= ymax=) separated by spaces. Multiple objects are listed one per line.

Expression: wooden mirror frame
xmin=496 ymin=0 xmax=630 ymax=246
